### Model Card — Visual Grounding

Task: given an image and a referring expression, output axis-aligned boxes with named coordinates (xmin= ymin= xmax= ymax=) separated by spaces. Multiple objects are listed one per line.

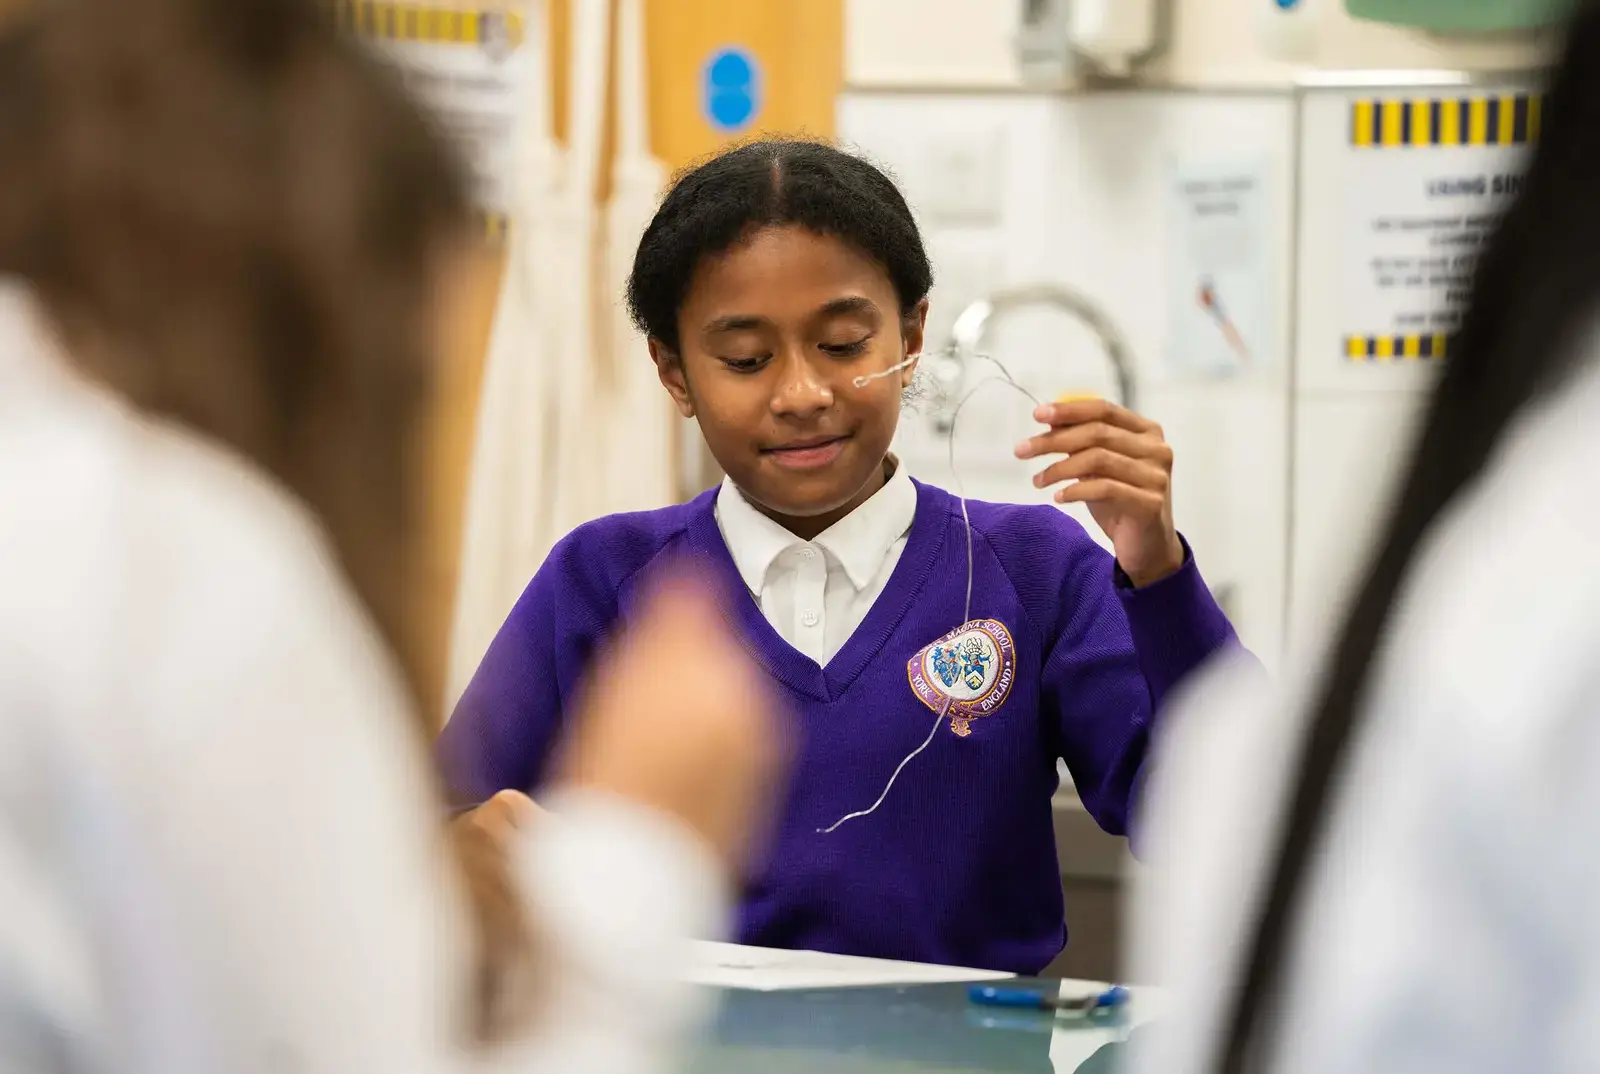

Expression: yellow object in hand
xmin=1055 ymin=392 xmax=1100 ymax=404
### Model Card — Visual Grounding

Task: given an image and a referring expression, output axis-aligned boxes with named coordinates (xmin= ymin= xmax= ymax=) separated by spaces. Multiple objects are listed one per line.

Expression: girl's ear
xmin=650 ymin=337 xmax=695 ymax=418
xmin=900 ymin=299 xmax=930 ymax=388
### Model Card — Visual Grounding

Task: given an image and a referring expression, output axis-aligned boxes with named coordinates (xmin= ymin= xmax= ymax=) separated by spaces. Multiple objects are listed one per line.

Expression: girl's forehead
xmin=684 ymin=226 xmax=896 ymax=312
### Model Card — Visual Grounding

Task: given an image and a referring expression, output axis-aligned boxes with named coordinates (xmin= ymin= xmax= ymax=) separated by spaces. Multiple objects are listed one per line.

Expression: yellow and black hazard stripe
xmin=1344 ymin=333 xmax=1453 ymax=362
xmin=331 ymin=1 xmax=526 ymax=47
xmin=1349 ymin=93 xmax=1545 ymax=149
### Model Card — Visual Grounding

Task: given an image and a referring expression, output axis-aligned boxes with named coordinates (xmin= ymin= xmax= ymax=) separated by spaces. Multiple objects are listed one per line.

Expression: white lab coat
xmin=0 ymin=290 xmax=723 ymax=1074
xmin=1129 ymin=347 xmax=1600 ymax=1074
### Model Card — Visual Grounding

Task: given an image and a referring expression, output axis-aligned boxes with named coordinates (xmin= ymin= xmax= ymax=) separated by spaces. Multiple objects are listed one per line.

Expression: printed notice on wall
xmin=1339 ymin=94 xmax=1541 ymax=362
xmin=338 ymin=2 xmax=532 ymax=224
xmin=1165 ymin=158 xmax=1272 ymax=378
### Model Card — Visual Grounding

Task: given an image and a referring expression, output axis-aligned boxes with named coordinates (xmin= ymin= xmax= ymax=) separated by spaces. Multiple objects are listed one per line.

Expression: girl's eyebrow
xmin=703 ymin=314 xmax=769 ymax=335
xmin=703 ymin=297 xmax=880 ymax=336
xmin=816 ymin=296 xmax=879 ymax=319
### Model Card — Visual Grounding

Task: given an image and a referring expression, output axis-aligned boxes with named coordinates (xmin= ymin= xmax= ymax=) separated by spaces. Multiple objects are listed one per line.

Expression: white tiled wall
xmin=1287 ymin=391 xmax=1429 ymax=644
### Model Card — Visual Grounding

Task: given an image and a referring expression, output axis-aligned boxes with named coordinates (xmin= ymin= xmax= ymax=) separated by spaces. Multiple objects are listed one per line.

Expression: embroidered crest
xmin=907 ymin=619 xmax=1016 ymax=737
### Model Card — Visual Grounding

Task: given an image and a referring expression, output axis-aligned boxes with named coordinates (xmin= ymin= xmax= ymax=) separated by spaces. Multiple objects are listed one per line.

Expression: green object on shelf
xmin=1345 ymin=0 xmax=1576 ymax=32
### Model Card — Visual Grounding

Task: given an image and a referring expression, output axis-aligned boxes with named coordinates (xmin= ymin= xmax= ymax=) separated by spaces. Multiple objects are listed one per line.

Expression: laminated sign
xmin=1340 ymin=90 xmax=1541 ymax=364
xmin=333 ymin=0 xmax=532 ymax=239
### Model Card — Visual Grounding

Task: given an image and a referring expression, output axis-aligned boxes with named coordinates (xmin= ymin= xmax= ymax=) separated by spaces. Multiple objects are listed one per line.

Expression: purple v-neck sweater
xmin=439 ymin=480 xmax=1237 ymax=974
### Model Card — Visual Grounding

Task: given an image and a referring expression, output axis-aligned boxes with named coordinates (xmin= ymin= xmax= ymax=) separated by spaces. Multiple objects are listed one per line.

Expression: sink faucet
xmin=927 ymin=283 xmax=1138 ymax=434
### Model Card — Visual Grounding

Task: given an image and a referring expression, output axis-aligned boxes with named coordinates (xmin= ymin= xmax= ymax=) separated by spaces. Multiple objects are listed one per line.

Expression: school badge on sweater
xmin=908 ymin=619 xmax=1016 ymax=737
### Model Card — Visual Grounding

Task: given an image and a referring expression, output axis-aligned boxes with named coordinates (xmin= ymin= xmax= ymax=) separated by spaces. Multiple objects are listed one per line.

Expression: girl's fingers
xmin=1016 ymin=422 xmax=1141 ymax=460
xmin=1032 ymin=448 xmax=1170 ymax=494
xmin=1053 ymin=478 xmax=1166 ymax=513
xmin=1032 ymin=397 xmax=1159 ymax=436
xmin=1015 ymin=422 xmax=1174 ymax=466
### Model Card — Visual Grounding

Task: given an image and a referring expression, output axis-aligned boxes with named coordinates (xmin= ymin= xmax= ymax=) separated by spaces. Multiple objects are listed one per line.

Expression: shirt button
xmin=802 ymin=610 xmax=820 ymax=627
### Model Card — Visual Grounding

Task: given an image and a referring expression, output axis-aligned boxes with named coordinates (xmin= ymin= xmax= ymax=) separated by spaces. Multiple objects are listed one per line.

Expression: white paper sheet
xmin=685 ymin=941 xmax=1016 ymax=992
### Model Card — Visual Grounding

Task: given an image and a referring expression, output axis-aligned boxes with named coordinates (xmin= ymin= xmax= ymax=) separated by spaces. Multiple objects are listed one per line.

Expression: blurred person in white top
xmin=1127 ymin=5 xmax=1600 ymax=1074
xmin=0 ymin=1 xmax=781 ymax=1073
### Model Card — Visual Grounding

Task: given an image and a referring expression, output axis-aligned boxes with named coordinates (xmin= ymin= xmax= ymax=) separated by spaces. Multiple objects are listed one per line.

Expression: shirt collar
xmin=714 ymin=459 xmax=918 ymax=596
xmin=715 ymin=477 xmax=799 ymax=597
xmin=814 ymin=460 xmax=917 ymax=590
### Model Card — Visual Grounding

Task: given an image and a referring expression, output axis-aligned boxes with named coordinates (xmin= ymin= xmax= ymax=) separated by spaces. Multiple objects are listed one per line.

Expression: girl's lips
xmin=764 ymin=437 xmax=848 ymax=470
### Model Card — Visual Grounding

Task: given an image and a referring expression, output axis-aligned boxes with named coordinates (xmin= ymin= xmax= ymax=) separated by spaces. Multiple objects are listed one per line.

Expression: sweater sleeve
xmin=437 ymin=536 xmax=612 ymax=808
xmin=1112 ymin=536 xmax=1239 ymax=712
xmin=993 ymin=511 xmax=1240 ymax=839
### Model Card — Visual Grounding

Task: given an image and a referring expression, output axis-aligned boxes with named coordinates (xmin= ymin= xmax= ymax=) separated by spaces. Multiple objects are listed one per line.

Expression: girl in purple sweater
xmin=441 ymin=139 xmax=1238 ymax=974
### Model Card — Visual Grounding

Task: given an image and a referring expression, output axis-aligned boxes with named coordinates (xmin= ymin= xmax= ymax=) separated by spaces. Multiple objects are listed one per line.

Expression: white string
xmin=816 ymin=695 xmax=952 ymax=834
xmin=943 ymin=369 xmax=1041 ymax=625
xmin=817 ymin=349 xmax=1043 ymax=834
xmin=850 ymin=351 xmax=921 ymax=389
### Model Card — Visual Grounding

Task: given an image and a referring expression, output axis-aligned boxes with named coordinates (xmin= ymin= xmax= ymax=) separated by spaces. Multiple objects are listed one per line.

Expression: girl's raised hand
xmin=1014 ymin=397 xmax=1185 ymax=588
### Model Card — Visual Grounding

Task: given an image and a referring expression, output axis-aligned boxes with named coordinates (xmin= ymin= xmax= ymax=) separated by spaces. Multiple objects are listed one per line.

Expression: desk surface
xmin=682 ymin=978 xmax=1148 ymax=1074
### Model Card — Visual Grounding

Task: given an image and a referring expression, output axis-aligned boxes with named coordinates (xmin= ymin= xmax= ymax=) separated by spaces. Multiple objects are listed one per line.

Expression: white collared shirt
xmin=713 ymin=462 xmax=918 ymax=666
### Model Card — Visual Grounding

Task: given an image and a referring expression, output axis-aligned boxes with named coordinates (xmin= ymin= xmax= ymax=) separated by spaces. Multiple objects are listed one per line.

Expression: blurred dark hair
xmin=1216 ymin=9 xmax=1600 ymax=1073
xmin=626 ymin=137 xmax=933 ymax=353
xmin=0 ymin=0 xmax=530 ymax=1046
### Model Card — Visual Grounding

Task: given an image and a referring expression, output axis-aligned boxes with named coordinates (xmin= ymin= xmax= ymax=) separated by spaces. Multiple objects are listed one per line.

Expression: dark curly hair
xmin=626 ymin=137 xmax=934 ymax=353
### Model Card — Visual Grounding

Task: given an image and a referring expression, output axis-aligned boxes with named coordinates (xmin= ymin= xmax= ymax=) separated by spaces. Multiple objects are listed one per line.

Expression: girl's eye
xmin=821 ymin=338 xmax=872 ymax=358
xmin=721 ymin=355 xmax=770 ymax=373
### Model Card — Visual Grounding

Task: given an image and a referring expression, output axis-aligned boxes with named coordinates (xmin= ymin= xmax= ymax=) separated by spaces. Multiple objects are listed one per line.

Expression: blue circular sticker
xmin=703 ymin=47 xmax=760 ymax=133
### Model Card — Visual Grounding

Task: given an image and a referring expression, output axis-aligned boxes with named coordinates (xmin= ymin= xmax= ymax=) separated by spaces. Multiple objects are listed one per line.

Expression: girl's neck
xmin=755 ymin=456 xmax=895 ymax=542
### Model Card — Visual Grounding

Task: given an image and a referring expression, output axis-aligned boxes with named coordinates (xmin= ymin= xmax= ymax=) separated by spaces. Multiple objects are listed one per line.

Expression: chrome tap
xmin=927 ymin=283 xmax=1138 ymax=434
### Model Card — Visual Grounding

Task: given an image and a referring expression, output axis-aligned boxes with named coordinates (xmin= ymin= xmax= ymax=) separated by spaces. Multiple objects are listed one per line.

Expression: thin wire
xmin=969 ymin=351 xmax=1044 ymax=410
xmin=940 ymin=360 xmax=1042 ymax=624
xmin=817 ymin=351 xmax=1043 ymax=834
xmin=817 ymin=695 xmax=952 ymax=834
xmin=850 ymin=351 xmax=921 ymax=389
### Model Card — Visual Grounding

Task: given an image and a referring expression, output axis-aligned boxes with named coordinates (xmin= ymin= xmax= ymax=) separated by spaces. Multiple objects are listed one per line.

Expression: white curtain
xmin=445 ymin=0 xmax=677 ymax=711
xmin=595 ymin=0 xmax=675 ymax=506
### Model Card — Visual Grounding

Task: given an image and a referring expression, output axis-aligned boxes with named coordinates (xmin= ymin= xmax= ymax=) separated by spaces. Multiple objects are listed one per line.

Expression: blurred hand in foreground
xmin=560 ymin=572 xmax=784 ymax=874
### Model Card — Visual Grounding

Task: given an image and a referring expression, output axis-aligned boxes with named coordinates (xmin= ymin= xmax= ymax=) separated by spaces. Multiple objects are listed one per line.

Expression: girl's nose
xmin=770 ymin=353 xmax=834 ymax=419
